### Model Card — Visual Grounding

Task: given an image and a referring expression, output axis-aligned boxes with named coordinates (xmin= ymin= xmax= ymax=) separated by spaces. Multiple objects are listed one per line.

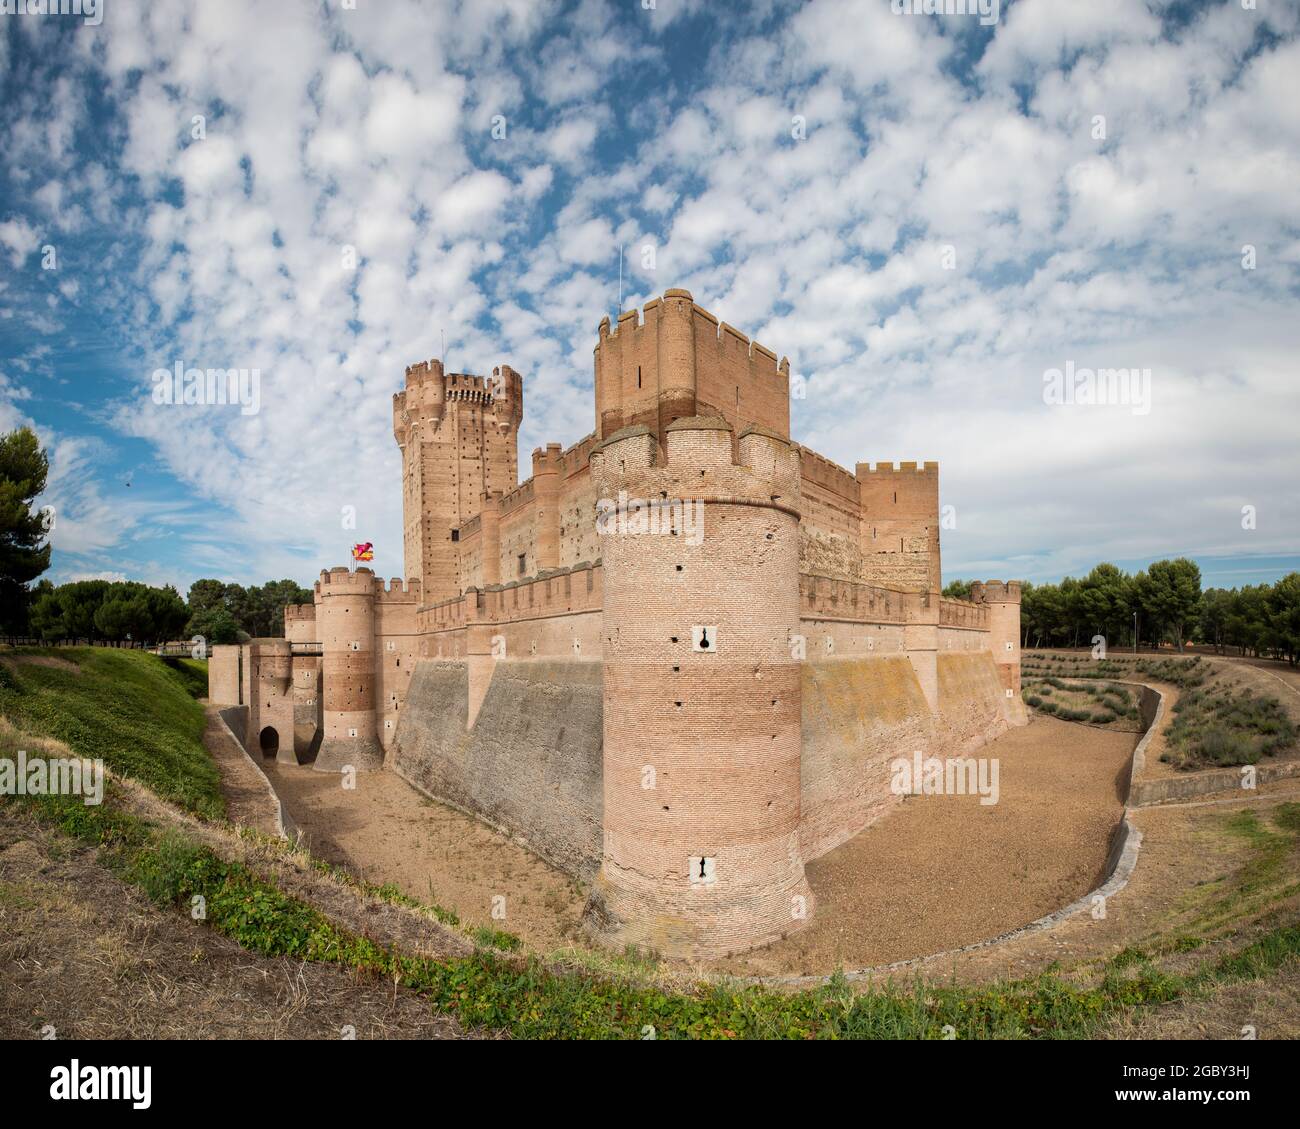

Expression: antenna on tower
xmin=618 ymin=244 xmax=624 ymax=313
xmin=441 ymin=329 xmax=446 ymax=370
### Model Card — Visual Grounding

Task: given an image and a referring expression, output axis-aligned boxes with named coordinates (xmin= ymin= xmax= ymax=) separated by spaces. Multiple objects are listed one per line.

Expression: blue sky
xmin=0 ymin=0 xmax=1297 ymax=598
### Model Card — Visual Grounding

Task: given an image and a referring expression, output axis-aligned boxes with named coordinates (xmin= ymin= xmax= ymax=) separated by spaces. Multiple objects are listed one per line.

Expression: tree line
xmin=944 ymin=559 xmax=1300 ymax=664
xmin=1 ymin=425 xmax=314 ymax=647
xmin=14 ymin=576 xmax=314 ymax=647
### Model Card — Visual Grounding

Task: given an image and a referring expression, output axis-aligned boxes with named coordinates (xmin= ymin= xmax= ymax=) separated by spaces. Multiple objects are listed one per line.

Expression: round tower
xmin=313 ymin=566 xmax=382 ymax=772
xmin=586 ymin=417 xmax=812 ymax=959
xmin=971 ymin=579 xmax=1027 ymax=725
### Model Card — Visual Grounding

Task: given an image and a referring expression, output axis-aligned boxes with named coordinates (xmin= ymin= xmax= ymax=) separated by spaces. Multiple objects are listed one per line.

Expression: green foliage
xmin=0 ymin=426 xmax=53 ymax=634
xmin=472 ymin=925 xmax=524 ymax=952
xmin=185 ymin=606 xmax=241 ymax=645
xmin=0 ymin=647 xmax=223 ymax=817
xmin=1020 ymin=559 xmax=1299 ymax=666
xmin=942 ymin=579 xmax=974 ymax=600
xmin=30 ymin=579 xmax=188 ymax=645
xmin=184 ymin=577 xmax=313 ymax=641
xmin=1164 ymin=687 xmax=1296 ymax=769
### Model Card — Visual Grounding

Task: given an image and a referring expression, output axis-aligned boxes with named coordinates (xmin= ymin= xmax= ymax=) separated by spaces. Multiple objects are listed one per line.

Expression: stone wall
xmin=936 ymin=651 xmax=1019 ymax=753
xmin=799 ymin=655 xmax=934 ymax=860
xmin=208 ymin=645 xmax=241 ymax=705
xmin=390 ymin=658 xmax=604 ymax=878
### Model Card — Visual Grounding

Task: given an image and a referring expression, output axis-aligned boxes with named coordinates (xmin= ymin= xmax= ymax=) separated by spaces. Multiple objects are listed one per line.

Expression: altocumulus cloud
xmin=0 ymin=0 xmax=1296 ymax=592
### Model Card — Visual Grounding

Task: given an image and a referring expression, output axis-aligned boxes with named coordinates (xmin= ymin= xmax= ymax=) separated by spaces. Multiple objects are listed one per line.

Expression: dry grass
xmin=0 ymin=812 xmax=489 ymax=1040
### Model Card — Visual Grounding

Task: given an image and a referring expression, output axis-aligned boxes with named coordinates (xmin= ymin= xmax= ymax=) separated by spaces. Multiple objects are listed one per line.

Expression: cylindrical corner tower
xmin=314 ymin=566 xmax=382 ymax=772
xmin=585 ymin=417 xmax=812 ymax=959
xmin=971 ymin=579 xmax=1027 ymax=725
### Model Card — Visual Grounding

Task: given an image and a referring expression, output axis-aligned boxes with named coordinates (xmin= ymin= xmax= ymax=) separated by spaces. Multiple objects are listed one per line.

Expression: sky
xmin=0 ymin=0 xmax=1297 ymax=599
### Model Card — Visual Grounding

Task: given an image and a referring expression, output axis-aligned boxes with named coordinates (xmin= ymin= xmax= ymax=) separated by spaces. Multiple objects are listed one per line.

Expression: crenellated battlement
xmin=860 ymin=461 xmax=939 ymax=475
xmin=970 ymin=579 xmax=1022 ymax=605
xmin=314 ymin=566 xmax=376 ymax=598
xmin=377 ymin=576 xmax=421 ymax=601
xmin=593 ymin=289 xmax=791 ymax=443
xmin=404 ymin=358 xmax=445 ymax=382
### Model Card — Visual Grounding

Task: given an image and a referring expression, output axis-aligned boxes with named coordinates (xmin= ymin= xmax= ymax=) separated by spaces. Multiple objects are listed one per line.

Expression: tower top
xmin=593 ymin=289 xmax=791 ymax=444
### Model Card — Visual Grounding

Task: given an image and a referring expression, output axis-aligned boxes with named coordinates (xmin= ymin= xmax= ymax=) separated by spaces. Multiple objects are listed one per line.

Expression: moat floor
xmin=248 ymin=713 xmax=1136 ymax=976
xmin=717 ymin=712 xmax=1136 ymax=977
xmin=261 ymin=759 xmax=588 ymax=952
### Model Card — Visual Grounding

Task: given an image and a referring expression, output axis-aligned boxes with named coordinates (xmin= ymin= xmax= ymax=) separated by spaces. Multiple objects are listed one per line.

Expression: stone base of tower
xmin=583 ymin=850 xmax=815 ymax=961
xmin=313 ymin=734 xmax=384 ymax=773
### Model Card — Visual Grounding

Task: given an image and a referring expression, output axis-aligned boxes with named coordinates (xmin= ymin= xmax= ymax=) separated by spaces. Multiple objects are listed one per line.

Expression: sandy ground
xmin=0 ymin=812 xmax=479 ymax=1040
xmin=262 ymin=759 xmax=588 ymax=952
xmin=218 ymin=663 xmax=1296 ymax=985
xmin=718 ymin=712 xmax=1137 ymax=977
xmin=254 ymin=713 xmax=1140 ymax=976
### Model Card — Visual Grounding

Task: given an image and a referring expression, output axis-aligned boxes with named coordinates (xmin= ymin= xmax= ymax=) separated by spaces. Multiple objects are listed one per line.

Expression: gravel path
xmin=202 ymin=703 xmax=282 ymax=837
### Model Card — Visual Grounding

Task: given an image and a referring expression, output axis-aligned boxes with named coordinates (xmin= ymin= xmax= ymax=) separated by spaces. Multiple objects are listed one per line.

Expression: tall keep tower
xmin=393 ymin=360 xmax=522 ymax=604
xmin=587 ymin=416 xmax=813 ymax=959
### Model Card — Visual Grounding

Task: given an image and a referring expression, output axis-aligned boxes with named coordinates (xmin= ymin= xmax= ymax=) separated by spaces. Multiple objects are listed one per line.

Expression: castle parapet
xmin=799 ymin=575 xmax=920 ymax=624
xmin=284 ymin=602 xmax=317 ymax=644
xmin=939 ymin=597 xmax=989 ymax=629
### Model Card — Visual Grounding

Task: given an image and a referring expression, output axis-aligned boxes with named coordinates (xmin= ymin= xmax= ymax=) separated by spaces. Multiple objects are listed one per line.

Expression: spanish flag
xmin=351 ymin=542 xmax=374 ymax=562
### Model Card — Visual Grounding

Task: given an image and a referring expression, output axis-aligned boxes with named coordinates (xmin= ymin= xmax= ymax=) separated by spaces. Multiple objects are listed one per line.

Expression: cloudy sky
xmin=1 ymin=0 xmax=1296 ymax=597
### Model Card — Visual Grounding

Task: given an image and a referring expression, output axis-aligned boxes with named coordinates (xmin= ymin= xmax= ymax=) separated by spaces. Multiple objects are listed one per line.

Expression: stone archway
xmin=258 ymin=726 xmax=279 ymax=757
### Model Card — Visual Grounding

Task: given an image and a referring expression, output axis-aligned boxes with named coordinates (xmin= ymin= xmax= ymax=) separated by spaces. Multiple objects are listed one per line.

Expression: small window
xmin=451 ymin=528 xmax=460 ymax=542
xmin=518 ymin=553 xmax=527 ymax=576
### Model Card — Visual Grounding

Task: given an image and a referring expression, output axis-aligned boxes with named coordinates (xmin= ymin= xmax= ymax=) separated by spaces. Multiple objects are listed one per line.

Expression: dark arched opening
xmin=258 ymin=726 xmax=279 ymax=757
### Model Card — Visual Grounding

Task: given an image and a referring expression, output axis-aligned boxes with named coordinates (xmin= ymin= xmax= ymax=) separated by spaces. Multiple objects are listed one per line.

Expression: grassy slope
xmin=0 ymin=647 xmax=223 ymax=819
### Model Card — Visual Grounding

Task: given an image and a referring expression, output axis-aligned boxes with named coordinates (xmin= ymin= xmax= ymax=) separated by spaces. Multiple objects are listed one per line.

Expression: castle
xmin=209 ymin=288 xmax=1025 ymax=959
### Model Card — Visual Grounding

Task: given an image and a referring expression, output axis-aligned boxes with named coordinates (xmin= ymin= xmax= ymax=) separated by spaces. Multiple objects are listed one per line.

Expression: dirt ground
xmin=0 ymin=814 xmax=481 ymax=1040
xmin=254 ymin=713 xmax=1141 ymax=976
xmin=718 ymin=712 xmax=1137 ymax=977
xmin=262 ymin=759 xmax=588 ymax=952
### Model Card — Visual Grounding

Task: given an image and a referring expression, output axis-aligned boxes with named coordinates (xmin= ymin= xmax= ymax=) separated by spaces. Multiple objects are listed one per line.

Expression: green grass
xmin=161 ymin=656 xmax=209 ymax=700
xmin=0 ymin=647 xmax=223 ymax=818
xmin=7 ymin=773 xmax=1299 ymax=1041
